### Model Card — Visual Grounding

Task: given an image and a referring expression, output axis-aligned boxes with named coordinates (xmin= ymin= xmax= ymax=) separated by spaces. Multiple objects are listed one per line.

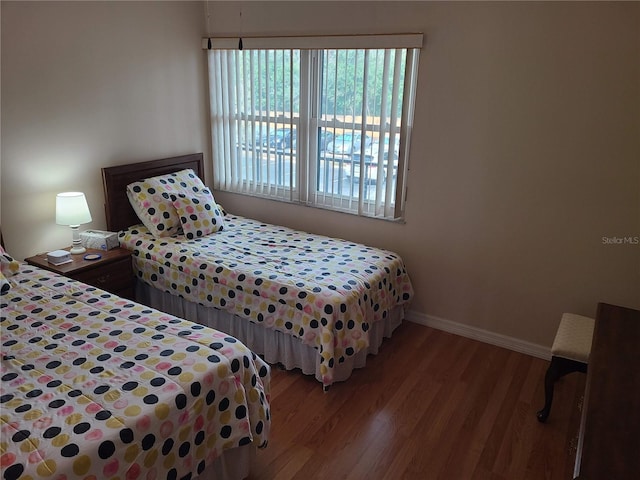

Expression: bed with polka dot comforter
xmin=0 ymin=264 xmax=271 ymax=480
xmin=119 ymin=213 xmax=414 ymax=388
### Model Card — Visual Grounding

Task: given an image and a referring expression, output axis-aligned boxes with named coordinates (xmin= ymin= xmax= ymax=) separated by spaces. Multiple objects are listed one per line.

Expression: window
xmin=205 ymin=34 xmax=422 ymax=220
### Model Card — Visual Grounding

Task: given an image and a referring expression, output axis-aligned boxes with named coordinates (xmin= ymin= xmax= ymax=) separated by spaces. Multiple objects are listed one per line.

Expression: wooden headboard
xmin=101 ymin=153 xmax=204 ymax=232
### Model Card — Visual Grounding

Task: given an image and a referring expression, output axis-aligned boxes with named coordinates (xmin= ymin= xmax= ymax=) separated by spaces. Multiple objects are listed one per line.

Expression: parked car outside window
xmin=326 ymin=132 xmax=371 ymax=156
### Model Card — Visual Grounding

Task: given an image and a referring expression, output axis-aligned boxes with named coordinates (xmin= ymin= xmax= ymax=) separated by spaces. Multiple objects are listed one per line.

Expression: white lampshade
xmin=56 ymin=192 xmax=92 ymax=226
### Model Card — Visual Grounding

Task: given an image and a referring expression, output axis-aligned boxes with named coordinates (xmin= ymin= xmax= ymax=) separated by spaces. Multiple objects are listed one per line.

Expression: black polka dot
xmin=120 ymin=428 xmax=134 ymax=444
xmin=43 ymin=426 xmax=61 ymax=439
xmin=74 ymin=422 xmax=91 ymax=434
xmin=61 ymin=443 xmax=80 ymax=457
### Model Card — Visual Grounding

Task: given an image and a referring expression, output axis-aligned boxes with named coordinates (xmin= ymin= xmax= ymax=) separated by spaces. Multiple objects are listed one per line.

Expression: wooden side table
xmin=24 ymin=247 xmax=134 ymax=300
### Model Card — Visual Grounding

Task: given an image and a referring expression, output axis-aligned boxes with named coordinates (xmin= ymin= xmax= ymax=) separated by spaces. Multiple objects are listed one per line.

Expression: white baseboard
xmin=405 ymin=310 xmax=551 ymax=361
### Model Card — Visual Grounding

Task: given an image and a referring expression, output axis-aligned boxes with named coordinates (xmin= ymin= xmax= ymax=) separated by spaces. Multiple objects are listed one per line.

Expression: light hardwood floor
xmin=249 ymin=322 xmax=585 ymax=480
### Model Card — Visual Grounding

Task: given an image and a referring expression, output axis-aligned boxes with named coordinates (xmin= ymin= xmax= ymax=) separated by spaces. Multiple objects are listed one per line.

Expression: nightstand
xmin=24 ymin=247 xmax=134 ymax=300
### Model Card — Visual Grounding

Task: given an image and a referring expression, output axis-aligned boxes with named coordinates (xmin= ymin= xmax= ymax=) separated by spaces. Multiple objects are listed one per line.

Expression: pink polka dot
xmin=218 ymin=381 xmax=230 ymax=396
xmin=85 ymin=429 xmax=103 ymax=441
xmin=178 ymin=411 xmax=190 ymax=425
xmin=126 ymin=463 xmax=142 ymax=480
xmin=160 ymin=420 xmax=174 ymax=437
xmin=85 ymin=403 xmax=102 ymax=414
xmin=33 ymin=417 xmax=53 ymax=430
xmin=38 ymin=375 xmax=53 ymax=384
xmin=136 ymin=415 xmax=151 ymax=432
xmin=104 ymin=458 xmax=119 ymax=477
xmin=28 ymin=450 xmax=45 ymax=464
xmin=59 ymin=405 xmax=74 ymax=416
xmin=0 ymin=452 xmax=16 ymax=467
xmin=157 ymin=362 xmax=171 ymax=371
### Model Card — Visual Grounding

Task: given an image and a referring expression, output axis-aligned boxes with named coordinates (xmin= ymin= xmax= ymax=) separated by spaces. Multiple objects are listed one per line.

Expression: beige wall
xmin=2 ymin=1 xmax=638 ymax=351
xmin=1 ymin=1 xmax=209 ymax=257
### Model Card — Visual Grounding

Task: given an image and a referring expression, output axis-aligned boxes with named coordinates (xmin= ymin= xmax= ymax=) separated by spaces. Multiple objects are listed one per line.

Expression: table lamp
xmin=56 ymin=192 xmax=92 ymax=254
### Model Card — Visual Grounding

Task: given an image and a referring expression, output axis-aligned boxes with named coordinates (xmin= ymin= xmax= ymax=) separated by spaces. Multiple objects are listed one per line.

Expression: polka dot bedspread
xmin=0 ymin=265 xmax=271 ymax=480
xmin=118 ymin=213 xmax=414 ymax=388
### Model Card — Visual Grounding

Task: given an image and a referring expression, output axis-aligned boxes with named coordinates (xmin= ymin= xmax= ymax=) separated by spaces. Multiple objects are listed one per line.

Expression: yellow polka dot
xmin=125 ymin=444 xmax=140 ymax=463
xmin=37 ymin=459 xmax=57 ymax=476
xmin=178 ymin=372 xmax=194 ymax=383
xmin=220 ymin=411 xmax=231 ymax=425
xmin=163 ymin=452 xmax=176 ymax=470
xmin=155 ymin=404 xmax=170 ymax=420
xmin=20 ymin=438 xmax=39 ymax=452
xmin=235 ymin=390 xmax=245 ymax=404
xmin=81 ymin=362 xmax=95 ymax=371
xmin=196 ymin=444 xmax=206 ymax=460
xmin=4 ymin=399 xmax=20 ymax=409
xmin=249 ymin=389 xmax=259 ymax=403
xmin=18 ymin=383 xmax=35 ymax=393
xmin=192 ymin=398 xmax=203 ymax=415
xmin=0 ymin=441 xmax=7 ymax=454
xmin=24 ymin=410 xmax=42 ymax=421
xmin=120 ymin=332 xmax=132 ymax=341
xmin=125 ymin=405 xmax=142 ymax=417
xmin=106 ymin=417 xmax=125 ymax=429
xmin=66 ymin=413 xmax=83 ymax=425
xmin=133 ymin=386 xmax=149 ymax=397
xmin=140 ymin=371 xmax=154 ymax=380
xmin=73 ymin=455 xmax=91 ymax=475
xmin=144 ymin=449 xmax=158 ymax=468
xmin=172 ymin=352 xmax=186 ymax=361
xmin=206 ymin=435 xmax=217 ymax=448
xmin=52 ymin=434 xmax=69 ymax=447
xmin=104 ymin=390 xmax=121 ymax=403
xmin=206 ymin=405 xmax=216 ymax=421
xmin=145 ymin=358 xmax=160 ymax=366
xmin=179 ymin=426 xmax=191 ymax=442
xmin=217 ymin=364 xmax=228 ymax=378
xmin=193 ymin=363 xmax=207 ymax=373
xmin=76 ymin=396 xmax=91 ymax=405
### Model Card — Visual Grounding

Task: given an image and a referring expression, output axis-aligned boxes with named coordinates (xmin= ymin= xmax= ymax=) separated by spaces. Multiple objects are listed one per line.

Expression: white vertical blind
xmin=206 ymin=34 xmax=421 ymax=221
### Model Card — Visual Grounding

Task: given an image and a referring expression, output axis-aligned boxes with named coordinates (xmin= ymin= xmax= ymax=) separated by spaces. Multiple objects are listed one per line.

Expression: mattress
xmin=118 ymin=213 xmax=414 ymax=387
xmin=0 ymin=263 xmax=270 ymax=480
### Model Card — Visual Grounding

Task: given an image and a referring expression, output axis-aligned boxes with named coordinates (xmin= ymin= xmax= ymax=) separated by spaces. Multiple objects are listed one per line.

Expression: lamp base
xmin=69 ymin=225 xmax=86 ymax=254
xmin=69 ymin=245 xmax=86 ymax=255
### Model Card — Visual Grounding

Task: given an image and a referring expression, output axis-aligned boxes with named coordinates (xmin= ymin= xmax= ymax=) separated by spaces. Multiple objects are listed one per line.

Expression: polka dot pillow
xmin=0 ymin=246 xmax=20 ymax=294
xmin=0 ymin=245 xmax=19 ymax=277
xmin=126 ymin=169 xmax=209 ymax=237
xmin=171 ymin=189 xmax=225 ymax=239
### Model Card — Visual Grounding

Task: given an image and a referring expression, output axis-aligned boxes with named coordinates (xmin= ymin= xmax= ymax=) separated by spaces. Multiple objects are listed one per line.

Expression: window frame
xmin=204 ymin=33 xmax=422 ymax=221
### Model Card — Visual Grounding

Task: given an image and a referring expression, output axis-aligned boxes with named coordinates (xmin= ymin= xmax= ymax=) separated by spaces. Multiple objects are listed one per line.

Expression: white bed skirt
xmin=197 ymin=444 xmax=255 ymax=480
xmin=136 ymin=281 xmax=404 ymax=386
